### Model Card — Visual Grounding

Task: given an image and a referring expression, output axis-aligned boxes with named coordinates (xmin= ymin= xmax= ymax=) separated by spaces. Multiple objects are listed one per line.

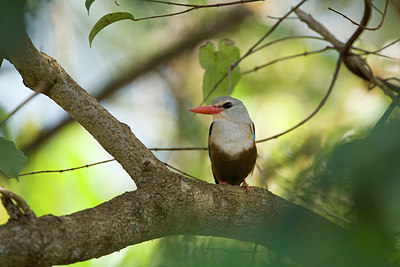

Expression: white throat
xmin=209 ymin=120 xmax=254 ymax=155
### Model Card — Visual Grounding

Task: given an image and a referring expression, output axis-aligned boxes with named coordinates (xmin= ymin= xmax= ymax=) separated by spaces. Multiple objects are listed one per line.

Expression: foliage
xmin=89 ymin=12 xmax=135 ymax=47
xmin=199 ymin=39 xmax=241 ymax=103
xmin=0 ymin=137 xmax=27 ymax=180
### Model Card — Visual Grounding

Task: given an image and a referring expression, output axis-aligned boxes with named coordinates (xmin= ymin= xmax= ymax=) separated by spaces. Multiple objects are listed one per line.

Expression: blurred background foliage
xmin=0 ymin=0 xmax=400 ymax=265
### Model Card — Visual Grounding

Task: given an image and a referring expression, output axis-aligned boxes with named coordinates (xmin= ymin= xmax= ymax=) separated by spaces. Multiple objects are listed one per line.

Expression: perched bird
xmin=189 ymin=96 xmax=257 ymax=192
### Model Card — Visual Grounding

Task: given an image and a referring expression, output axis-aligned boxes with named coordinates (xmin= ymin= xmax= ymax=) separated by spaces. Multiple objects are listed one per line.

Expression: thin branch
xmin=17 ymin=156 xmax=203 ymax=181
xmin=328 ymin=0 xmax=388 ymax=31
xmin=242 ymin=46 xmax=333 ymax=75
xmin=256 ymin=162 xmax=268 ymax=190
xmin=0 ymin=92 xmax=39 ymax=126
xmin=134 ymin=0 xmax=261 ymax=21
xmin=353 ymin=48 xmax=397 ymax=60
xmin=369 ymin=100 xmax=397 ymax=137
xmin=370 ymin=38 xmax=400 ymax=54
xmin=267 ymin=15 xmax=298 ymax=20
xmin=18 ymin=159 xmax=116 ymax=177
xmin=0 ymin=75 xmax=48 ymax=127
xmin=252 ymin=35 xmax=327 ymax=54
xmin=149 ymin=146 xmax=207 ymax=151
xmin=144 ymin=0 xmax=262 ymax=8
xmin=256 ymin=54 xmax=343 ymax=143
xmin=372 ymin=1 xmax=384 ymax=15
xmin=163 ymin=162 xmax=202 ymax=180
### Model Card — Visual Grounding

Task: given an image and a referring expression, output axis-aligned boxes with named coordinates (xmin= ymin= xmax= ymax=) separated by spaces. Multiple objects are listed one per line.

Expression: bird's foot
xmin=218 ymin=181 xmax=229 ymax=185
xmin=241 ymin=179 xmax=251 ymax=192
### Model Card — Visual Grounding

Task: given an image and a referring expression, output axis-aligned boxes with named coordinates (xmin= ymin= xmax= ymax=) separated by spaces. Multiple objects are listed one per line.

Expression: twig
xmin=369 ymin=38 xmax=400 ymax=54
xmin=18 ymin=159 xmax=116 ymax=177
xmin=256 ymin=162 xmax=268 ymax=190
xmin=0 ymin=92 xmax=39 ymax=126
xmin=149 ymin=146 xmax=207 ymax=151
xmin=134 ymin=0 xmax=261 ymax=21
xmin=144 ymin=0 xmax=262 ymax=8
xmin=267 ymin=15 xmax=298 ymax=20
xmin=243 ymin=46 xmax=333 ymax=74
xmin=227 ymin=66 xmax=232 ymax=96
xmin=328 ymin=0 xmax=388 ymax=31
xmin=0 ymin=76 xmax=48 ymax=127
xmin=369 ymin=77 xmax=400 ymax=136
xmin=163 ymin=162 xmax=202 ymax=180
xmin=369 ymin=99 xmax=398 ymax=137
xmin=0 ymin=186 xmax=36 ymax=220
xmin=251 ymin=35 xmax=327 ymax=54
xmin=256 ymin=54 xmax=343 ymax=143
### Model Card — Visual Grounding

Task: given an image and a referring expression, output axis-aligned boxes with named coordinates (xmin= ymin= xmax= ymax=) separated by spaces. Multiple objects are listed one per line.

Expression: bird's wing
xmin=208 ymin=122 xmax=219 ymax=184
xmin=251 ymin=122 xmax=255 ymax=140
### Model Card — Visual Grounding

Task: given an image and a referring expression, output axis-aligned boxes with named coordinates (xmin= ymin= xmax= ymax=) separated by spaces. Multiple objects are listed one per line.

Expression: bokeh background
xmin=1 ymin=0 xmax=399 ymax=265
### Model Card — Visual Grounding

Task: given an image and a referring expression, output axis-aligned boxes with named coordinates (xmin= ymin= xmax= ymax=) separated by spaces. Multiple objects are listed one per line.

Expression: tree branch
xmin=0 ymin=175 xmax=344 ymax=266
xmin=5 ymin=34 xmax=164 ymax=187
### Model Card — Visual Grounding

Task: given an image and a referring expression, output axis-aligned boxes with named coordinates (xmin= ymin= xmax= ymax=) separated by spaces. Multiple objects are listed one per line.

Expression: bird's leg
xmin=241 ymin=179 xmax=251 ymax=192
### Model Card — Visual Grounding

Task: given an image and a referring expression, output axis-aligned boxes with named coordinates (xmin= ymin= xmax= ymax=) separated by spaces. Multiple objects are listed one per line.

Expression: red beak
xmin=189 ymin=105 xmax=224 ymax=114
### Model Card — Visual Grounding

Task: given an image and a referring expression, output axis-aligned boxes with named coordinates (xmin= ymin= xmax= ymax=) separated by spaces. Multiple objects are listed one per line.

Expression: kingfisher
xmin=189 ymin=96 xmax=257 ymax=192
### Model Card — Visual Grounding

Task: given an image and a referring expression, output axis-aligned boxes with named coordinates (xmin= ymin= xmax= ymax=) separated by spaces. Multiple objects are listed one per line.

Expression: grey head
xmin=210 ymin=96 xmax=252 ymax=123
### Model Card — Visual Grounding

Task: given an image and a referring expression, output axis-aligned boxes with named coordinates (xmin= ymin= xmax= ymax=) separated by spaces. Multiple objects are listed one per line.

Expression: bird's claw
xmin=241 ymin=180 xmax=251 ymax=192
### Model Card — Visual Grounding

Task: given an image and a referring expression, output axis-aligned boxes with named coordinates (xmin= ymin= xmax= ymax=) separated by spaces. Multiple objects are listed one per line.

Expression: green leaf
xmin=89 ymin=12 xmax=135 ymax=47
xmin=85 ymin=0 xmax=96 ymax=15
xmin=199 ymin=39 xmax=241 ymax=104
xmin=0 ymin=137 xmax=27 ymax=180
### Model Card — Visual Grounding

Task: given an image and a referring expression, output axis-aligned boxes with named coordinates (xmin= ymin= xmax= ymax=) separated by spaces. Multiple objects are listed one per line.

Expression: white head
xmin=210 ymin=96 xmax=252 ymax=123
xmin=189 ymin=96 xmax=252 ymax=124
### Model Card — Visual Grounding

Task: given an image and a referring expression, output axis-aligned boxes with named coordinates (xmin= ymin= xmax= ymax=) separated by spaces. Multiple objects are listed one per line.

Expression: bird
xmin=189 ymin=96 xmax=257 ymax=192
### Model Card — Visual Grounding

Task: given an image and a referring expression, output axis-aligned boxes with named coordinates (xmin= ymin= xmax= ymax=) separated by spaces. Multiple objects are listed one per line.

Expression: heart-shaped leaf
xmin=0 ymin=137 xmax=27 ymax=180
xmin=199 ymin=39 xmax=241 ymax=104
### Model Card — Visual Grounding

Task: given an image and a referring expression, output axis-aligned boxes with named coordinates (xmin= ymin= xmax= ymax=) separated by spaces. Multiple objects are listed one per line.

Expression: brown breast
xmin=209 ymin=143 xmax=257 ymax=185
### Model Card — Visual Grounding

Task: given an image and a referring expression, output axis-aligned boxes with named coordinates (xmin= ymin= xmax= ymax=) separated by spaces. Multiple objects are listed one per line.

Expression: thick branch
xmin=0 ymin=175 xmax=344 ymax=266
xmin=5 ymin=35 xmax=164 ymax=187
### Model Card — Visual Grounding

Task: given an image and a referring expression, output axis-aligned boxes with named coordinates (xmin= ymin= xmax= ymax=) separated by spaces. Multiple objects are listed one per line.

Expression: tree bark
xmin=0 ymin=175 xmax=343 ymax=266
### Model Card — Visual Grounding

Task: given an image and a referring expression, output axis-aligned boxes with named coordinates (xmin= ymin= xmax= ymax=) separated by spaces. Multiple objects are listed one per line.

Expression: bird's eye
xmin=222 ymin=102 xmax=233 ymax=109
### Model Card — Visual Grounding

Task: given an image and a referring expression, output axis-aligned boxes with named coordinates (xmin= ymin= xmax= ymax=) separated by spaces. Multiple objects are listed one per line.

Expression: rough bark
xmin=0 ymin=175 xmax=343 ymax=266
